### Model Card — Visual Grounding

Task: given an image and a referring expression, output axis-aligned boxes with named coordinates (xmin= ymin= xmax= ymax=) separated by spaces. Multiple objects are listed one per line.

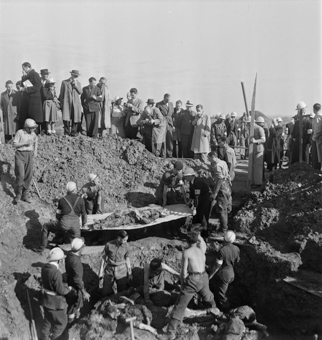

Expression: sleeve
xmin=74 ymin=81 xmax=82 ymax=95
xmin=132 ymin=99 xmax=144 ymax=114
xmin=13 ymin=130 xmax=22 ymax=144
xmin=211 ymin=124 xmax=217 ymax=145
xmin=25 ymin=73 xmax=42 ymax=94
xmin=216 ymin=249 xmax=224 ymax=265
xmin=137 ymin=112 xmax=147 ymax=126
xmin=59 ymin=81 xmax=65 ymax=103
xmin=72 ymin=259 xmax=85 ymax=291
xmin=316 ymin=116 xmax=322 ymax=139
xmin=213 ymin=164 xmax=224 ymax=180
xmin=103 ymin=243 xmax=109 ymax=260
xmin=81 ymin=88 xmax=86 ymax=106
xmin=162 ymin=172 xmax=173 ymax=187
xmin=124 ymin=244 xmax=129 ymax=258
xmin=204 ymin=115 xmax=211 ymax=136
xmin=53 ymin=271 xmax=70 ymax=296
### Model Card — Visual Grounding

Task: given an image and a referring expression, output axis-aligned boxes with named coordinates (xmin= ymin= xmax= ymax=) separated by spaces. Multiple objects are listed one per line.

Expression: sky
xmin=0 ymin=0 xmax=321 ymax=117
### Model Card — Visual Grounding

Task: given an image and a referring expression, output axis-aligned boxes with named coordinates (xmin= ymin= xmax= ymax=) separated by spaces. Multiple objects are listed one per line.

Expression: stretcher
xmin=83 ymin=204 xmax=193 ymax=231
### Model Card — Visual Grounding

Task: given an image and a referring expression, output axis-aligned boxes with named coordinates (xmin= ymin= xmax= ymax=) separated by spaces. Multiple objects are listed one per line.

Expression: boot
xmin=22 ymin=188 xmax=32 ymax=203
xmin=14 ymin=186 xmax=23 ymax=204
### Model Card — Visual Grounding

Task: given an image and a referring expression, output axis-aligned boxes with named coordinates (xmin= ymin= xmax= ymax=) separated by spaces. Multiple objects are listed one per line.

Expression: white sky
xmin=0 ymin=0 xmax=321 ymax=117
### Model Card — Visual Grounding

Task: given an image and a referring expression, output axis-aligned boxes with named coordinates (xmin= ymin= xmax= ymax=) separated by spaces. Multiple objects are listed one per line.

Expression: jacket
xmin=190 ymin=113 xmax=211 ymax=153
xmin=211 ymin=121 xmax=227 ymax=146
xmin=59 ymin=78 xmax=82 ymax=122
xmin=177 ymin=109 xmax=195 ymax=136
xmin=0 ymin=90 xmax=17 ymax=135
xmin=41 ymin=263 xmax=70 ymax=310
xmin=81 ymin=85 xmax=103 ymax=112
xmin=124 ymin=97 xmax=145 ymax=126
xmin=156 ymin=100 xmax=174 ymax=128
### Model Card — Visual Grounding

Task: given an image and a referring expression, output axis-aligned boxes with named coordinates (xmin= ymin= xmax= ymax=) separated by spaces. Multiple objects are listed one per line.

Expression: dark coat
xmin=81 ymin=85 xmax=103 ymax=113
xmin=21 ymin=69 xmax=43 ymax=123
xmin=177 ymin=109 xmax=195 ymax=136
xmin=156 ymin=100 xmax=174 ymax=128
xmin=59 ymin=78 xmax=82 ymax=122
xmin=266 ymin=125 xmax=283 ymax=164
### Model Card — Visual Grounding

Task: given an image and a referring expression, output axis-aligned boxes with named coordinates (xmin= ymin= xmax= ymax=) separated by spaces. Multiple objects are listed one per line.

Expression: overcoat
xmin=0 ymin=90 xmax=17 ymax=135
xmin=59 ymin=78 xmax=82 ymax=123
xmin=99 ymin=84 xmax=111 ymax=129
xmin=266 ymin=125 xmax=283 ymax=164
xmin=21 ymin=69 xmax=43 ymax=123
xmin=191 ymin=113 xmax=211 ymax=153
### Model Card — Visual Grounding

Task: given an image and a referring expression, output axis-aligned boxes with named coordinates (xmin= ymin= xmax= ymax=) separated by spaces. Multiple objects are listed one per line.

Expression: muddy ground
xmin=0 ymin=135 xmax=321 ymax=340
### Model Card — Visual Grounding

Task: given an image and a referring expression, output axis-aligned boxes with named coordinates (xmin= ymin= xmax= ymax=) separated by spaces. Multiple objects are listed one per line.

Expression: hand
xmin=83 ymin=291 xmax=90 ymax=301
xmin=24 ymin=141 xmax=31 ymax=147
xmin=82 ymin=223 xmax=88 ymax=228
xmin=91 ymin=95 xmax=97 ymax=100
xmin=250 ymin=138 xmax=256 ymax=143
xmin=150 ymin=119 xmax=155 ymax=124
xmin=127 ymin=103 xmax=133 ymax=108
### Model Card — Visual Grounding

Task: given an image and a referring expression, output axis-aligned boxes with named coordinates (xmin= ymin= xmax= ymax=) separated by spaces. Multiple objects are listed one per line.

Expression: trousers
xmin=165 ymin=125 xmax=174 ymax=157
xmin=211 ymin=268 xmax=234 ymax=312
xmin=41 ymin=307 xmax=67 ymax=340
xmin=181 ymin=134 xmax=193 ymax=158
xmin=253 ymin=151 xmax=264 ymax=185
xmin=173 ymin=140 xmax=182 ymax=158
xmin=102 ymin=272 xmax=128 ymax=296
xmin=216 ymin=185 xmax=232 ymax=232
xmin=194 ymin=153 xmax=208 ymax=163
xmin=15 ymin=151 xmax=34 ymax=189
xmin=84 ymin=110 xmax=99 ymax=137
xmin=169 ymin=272 xmax=215 ymax=330
xmin=41 ymin=220 xmax=80 ymax=249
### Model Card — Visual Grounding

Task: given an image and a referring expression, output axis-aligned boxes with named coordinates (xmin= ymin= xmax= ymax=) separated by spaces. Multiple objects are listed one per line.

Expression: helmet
xmin=183 ymin=167 xmax=196 ymax=177
xmin=71 ymin=237 xmax=85 ymax=252
xmin=47 ymin=247 xmax=66 ymax=262
xmin=277 ymin=117 xmax=283 ymax=122
xmin=24 ymin=118 xmax=38 ymax=128
xmin=48 ymin=78 xmax=56 ymax=84
xmin=255 ymin=116 xmax=265 ymax=123
xmin=174 ymin=161 xmax=184 ymax=171
xmin=246 ymin=116 xmax=251 ymax=123
xmin=295 ymin=101 xmax=306 ymax=110
xmin=113 ymin=96 xmax=123 ymax=103
xmin=88 ymin=173 xmax=97 ymax=182
xmin=66 ymin=181 xmax=77 ymax=192
xmin=231 ymin=112 xmax=237 ymax=117
xmin=224 ymin=230 xmax=236 ymax=243
xmin=219 ymin=113 xmax=226 ymax=120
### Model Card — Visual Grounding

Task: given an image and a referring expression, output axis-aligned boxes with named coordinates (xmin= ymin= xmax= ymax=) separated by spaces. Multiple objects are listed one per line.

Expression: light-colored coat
xmin=0 ymin=90 xmax=17 ymax=135
xmin=59 ymin=79 xmax=82 ymax=123
xmin=191 ymin=113 xmax=211 ymax=153
xmin=99 ymin=84 xmax=111 ymax=129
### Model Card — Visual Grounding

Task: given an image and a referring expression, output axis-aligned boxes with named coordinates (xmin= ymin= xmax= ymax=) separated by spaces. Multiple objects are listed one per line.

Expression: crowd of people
xmin=3 ymin=62 xmax=322 ymax=340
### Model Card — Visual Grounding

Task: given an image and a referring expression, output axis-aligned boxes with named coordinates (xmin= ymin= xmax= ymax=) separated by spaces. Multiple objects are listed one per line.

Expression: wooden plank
xmin=247 ymin=74 xmax=257 ymax=188
xmin=0 ymin=107 xmax=5 ymax=144
xmin=284 ymin=273 xmax=322 ymax=299
xmin=83 ymin=204 xmax=193 ymax=231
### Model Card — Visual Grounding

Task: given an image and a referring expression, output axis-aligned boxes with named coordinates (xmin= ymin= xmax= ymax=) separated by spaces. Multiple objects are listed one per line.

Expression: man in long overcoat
xmin=0 ymin=80 xmax=17 ymax=139
xmin=59 ymin=70 xmax=82 ymax=136
xmin=98 ymin=77 xmax=111 ymax=137
xmin=19 ymin=62 xmax=43 ymax=128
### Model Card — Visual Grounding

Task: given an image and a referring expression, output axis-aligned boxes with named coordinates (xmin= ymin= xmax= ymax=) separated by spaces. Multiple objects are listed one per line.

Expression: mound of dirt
xmin=233 ymin=163 xmax=322 ymax=273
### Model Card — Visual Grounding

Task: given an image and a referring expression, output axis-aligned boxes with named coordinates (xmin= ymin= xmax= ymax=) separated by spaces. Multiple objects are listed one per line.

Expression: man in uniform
xmin=166 ymin=231 xmax=218 ymax=338
xmin=41 ymin=247 xmax=72 ymax=340
xmin=219 ymin=136 xmax=237 ymax=181
xmin=81 ymin=173 xmax=104 ymax=214
xmin=312 ymin=103 xmax=322 ymax=170
xmin=183 ymin=167 xmax=211 ymax=237
xmin=208 ymin=151 xmax=232 ymax=234
xmin=13 ymin=118 xmax=38 ymax=204
xmin=39 ymin=182 xmax=87 ymax=253
xmin=251 ymin=117 xmax=266 ymax=187
xmin=209 ymin=230 xmax=240 ymax=312
xmin=99 ymin=230 xmax=132 ymax=296
xmin=141 ymin=258 xmax=180 ymax=307
xmin=65 ymin=238 xmax=90 ymax=322
xmin=211 ymin=113 xmax=227 ymax=158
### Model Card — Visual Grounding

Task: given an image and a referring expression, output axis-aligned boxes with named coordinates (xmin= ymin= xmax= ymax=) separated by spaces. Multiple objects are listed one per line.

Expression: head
xmin=146 ymin=99 xmax=155 ymax=107
xmin=5 ymin=80 xmax=13 ymax=91
xmin=163 ymin=93 xmax=171 ymax=103
xmin=296 ymin=101 xmax=306 ymax=114
xmin=186 ymin=231 xmax=199 ymax=245
xmin=186 ymin=101 xmax=193 ymax=111
xmin=313 ymin=103 xmax=321 ymax=114
xmin=70 ymin=70 xmax=80 ymax=80
xmin=66 ymin=181 xmax=77 ymax=194
xmin=127 ymin=92 xmax=132 ymax=101
xmin=183 ymin=167 xmax=196 ymax=182
xmin=24 ymin=118 xmax=38 ymax=133
xmin=114 ymin=96 xmax=122 ymax=106
xmin=117 ymin=230 xmax=128 ymax=245
xmin=47 ymin=247 xmax=66 ymax=266
xmin=49 ymin=84 xmax=55 ymax=91
xmin=224 ymin=230 xmax=236 ymax=243
xmin=22 ymin=62 xmax=31 ymax=73
xmin=285 ymin=127 xmax=289 ymax=134
xmin=218 ymin=136 xmax=227 ymax=148
xmin=173 ymin=160 xmax=184 ymax=175
xmin=88 ymin=173 xmax=97 ymax=183
xmin=71 ymin=237 xmax=86 ymax=254
xmin=255 ymin=116 xmax=265 ymax=127
xmin=89 ymin=77 xmax=97 ymax=87
xmin=99 ymin=77 xmax=107 ymax=85
xmin=196 ymin=104 xmax=203 ymax=115
xmin=218 ymin=113 xmax=225 ymax=122
xmin=130 ymin=88 xmax=138 ymax=100
xmin=291 ymin=117 xmax=295 ymax=124
xmin=16 ymin=81 xmax=22 ymax=90
xmin=176 ymin=100 xmax=182 ymax=110
xmin=277 ymin=117 xmax=283 ymax=126
xmin=208 ymin=150 xmax=219 ymax=164
xmin=150 ymin=258 xmax=162 ymax=275
xmin=231 ymin=112 xmax=237 ymax=120
xmin=144 ymin=106 xmax=152 ymax=116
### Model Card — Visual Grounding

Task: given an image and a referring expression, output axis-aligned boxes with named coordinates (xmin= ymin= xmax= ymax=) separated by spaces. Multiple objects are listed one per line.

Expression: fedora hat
xmin=48 ymin=78 xmax=56 ymax=84
xmin=146 ymin=99 xmax=155 ymax=105
xmin=40 ymin=69 xmax=50 ymax=75
xmin=113 ymin=96 xmax=123 ymax=103
xmin=70 ymin=70 xmax=81 ymax=76
xmin=186 ymin=100 xmax=193 ymax=107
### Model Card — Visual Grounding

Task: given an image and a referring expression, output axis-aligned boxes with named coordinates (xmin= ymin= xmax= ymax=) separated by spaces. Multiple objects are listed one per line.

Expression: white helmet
xmin=66 ymin=181 xmax=77 ymax=192
xmin=88 ymin=173 xmax=97 ymax=182
xmin=224 ymin=230 xmax=236 ymax=243
xmin=24 ymin=118 xmax=38 ymax=128
xmin=277 ymin=117 xmax=283 ymax=122
xmin=71 ymin=238 xmax=85 ymax=252
xmin=47 ymin=247 xmax=66 ymax=262
xmin=219 ymin=113 xmax=226 ymax=120
xmin=295 ymin=101 xmax=306 ymax=110
xmin=231 ymin=112 xmax=237 ymax=118
xmin=255 ymin=116 xmax=265 ymax=124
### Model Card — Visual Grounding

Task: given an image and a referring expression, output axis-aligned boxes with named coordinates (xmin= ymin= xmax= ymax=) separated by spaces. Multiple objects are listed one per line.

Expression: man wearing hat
xmin=172 ymin=100 xmax=184 ymax=158
xmin=19 ymin=62 xmax=43 ymax=129
xmin=41 ymin=247 xmax=72 ymax=340
xmin=59 ymin=70 xmax=82 ymax=136
xmin=291 ymin=101 xmax=307 ymax=164
xmin=110 ymin=95 xmax=125 ymax=137
xmin=140 ymin=258 xmax=180 ymax=307
xmin=81 ymin=173 xmax=104 ymax=214
xmin=40 ymin=69 xmax=50 ymax=87
xmin=1 ymin=80 xmax=17 ymax=140
xmin=166 ymin=231 xmax=218 ymax=338
xmin=12 ymin=118 xmax=38 ymax=203
xmin=156 ymin=94 xmax=175 ymax=157
xmin=302 ymin=112 xmax=314 ymax=164
xmin=65 ymin=238 xmax=90 ymax=322
xmin=39 ymin=181 xmax=87 ymax=253
xmin=124 ymin=88 xmax=145 ymax=139
xmin=312 ymin=103 xmax=322 ymax=170
xmin=208 ymin=151 xmax=232 ymax=233
xmin=218 ymin=136 xmax=237 ymax=181
xmin=176 ymin=100 xmax=196 ymax=158
xmin=183 ymin=167 xmax=211 ymax=237
xmin=239 ymin=114 xmax=250 ymax=160
xmin=211 ymin=113 xmax=227 ymax=159
xmin=209 ymin=230 xmax=240 ymax=312
xmin=250 ymin=117 xmax=266 ymax=187
xmin=97 ymin=77 xmax=111 ymax=137
xmin=137 ymin=99 xmax=166 ymax=156
xmin=225 ymin=112 xmax=238 ymax=137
